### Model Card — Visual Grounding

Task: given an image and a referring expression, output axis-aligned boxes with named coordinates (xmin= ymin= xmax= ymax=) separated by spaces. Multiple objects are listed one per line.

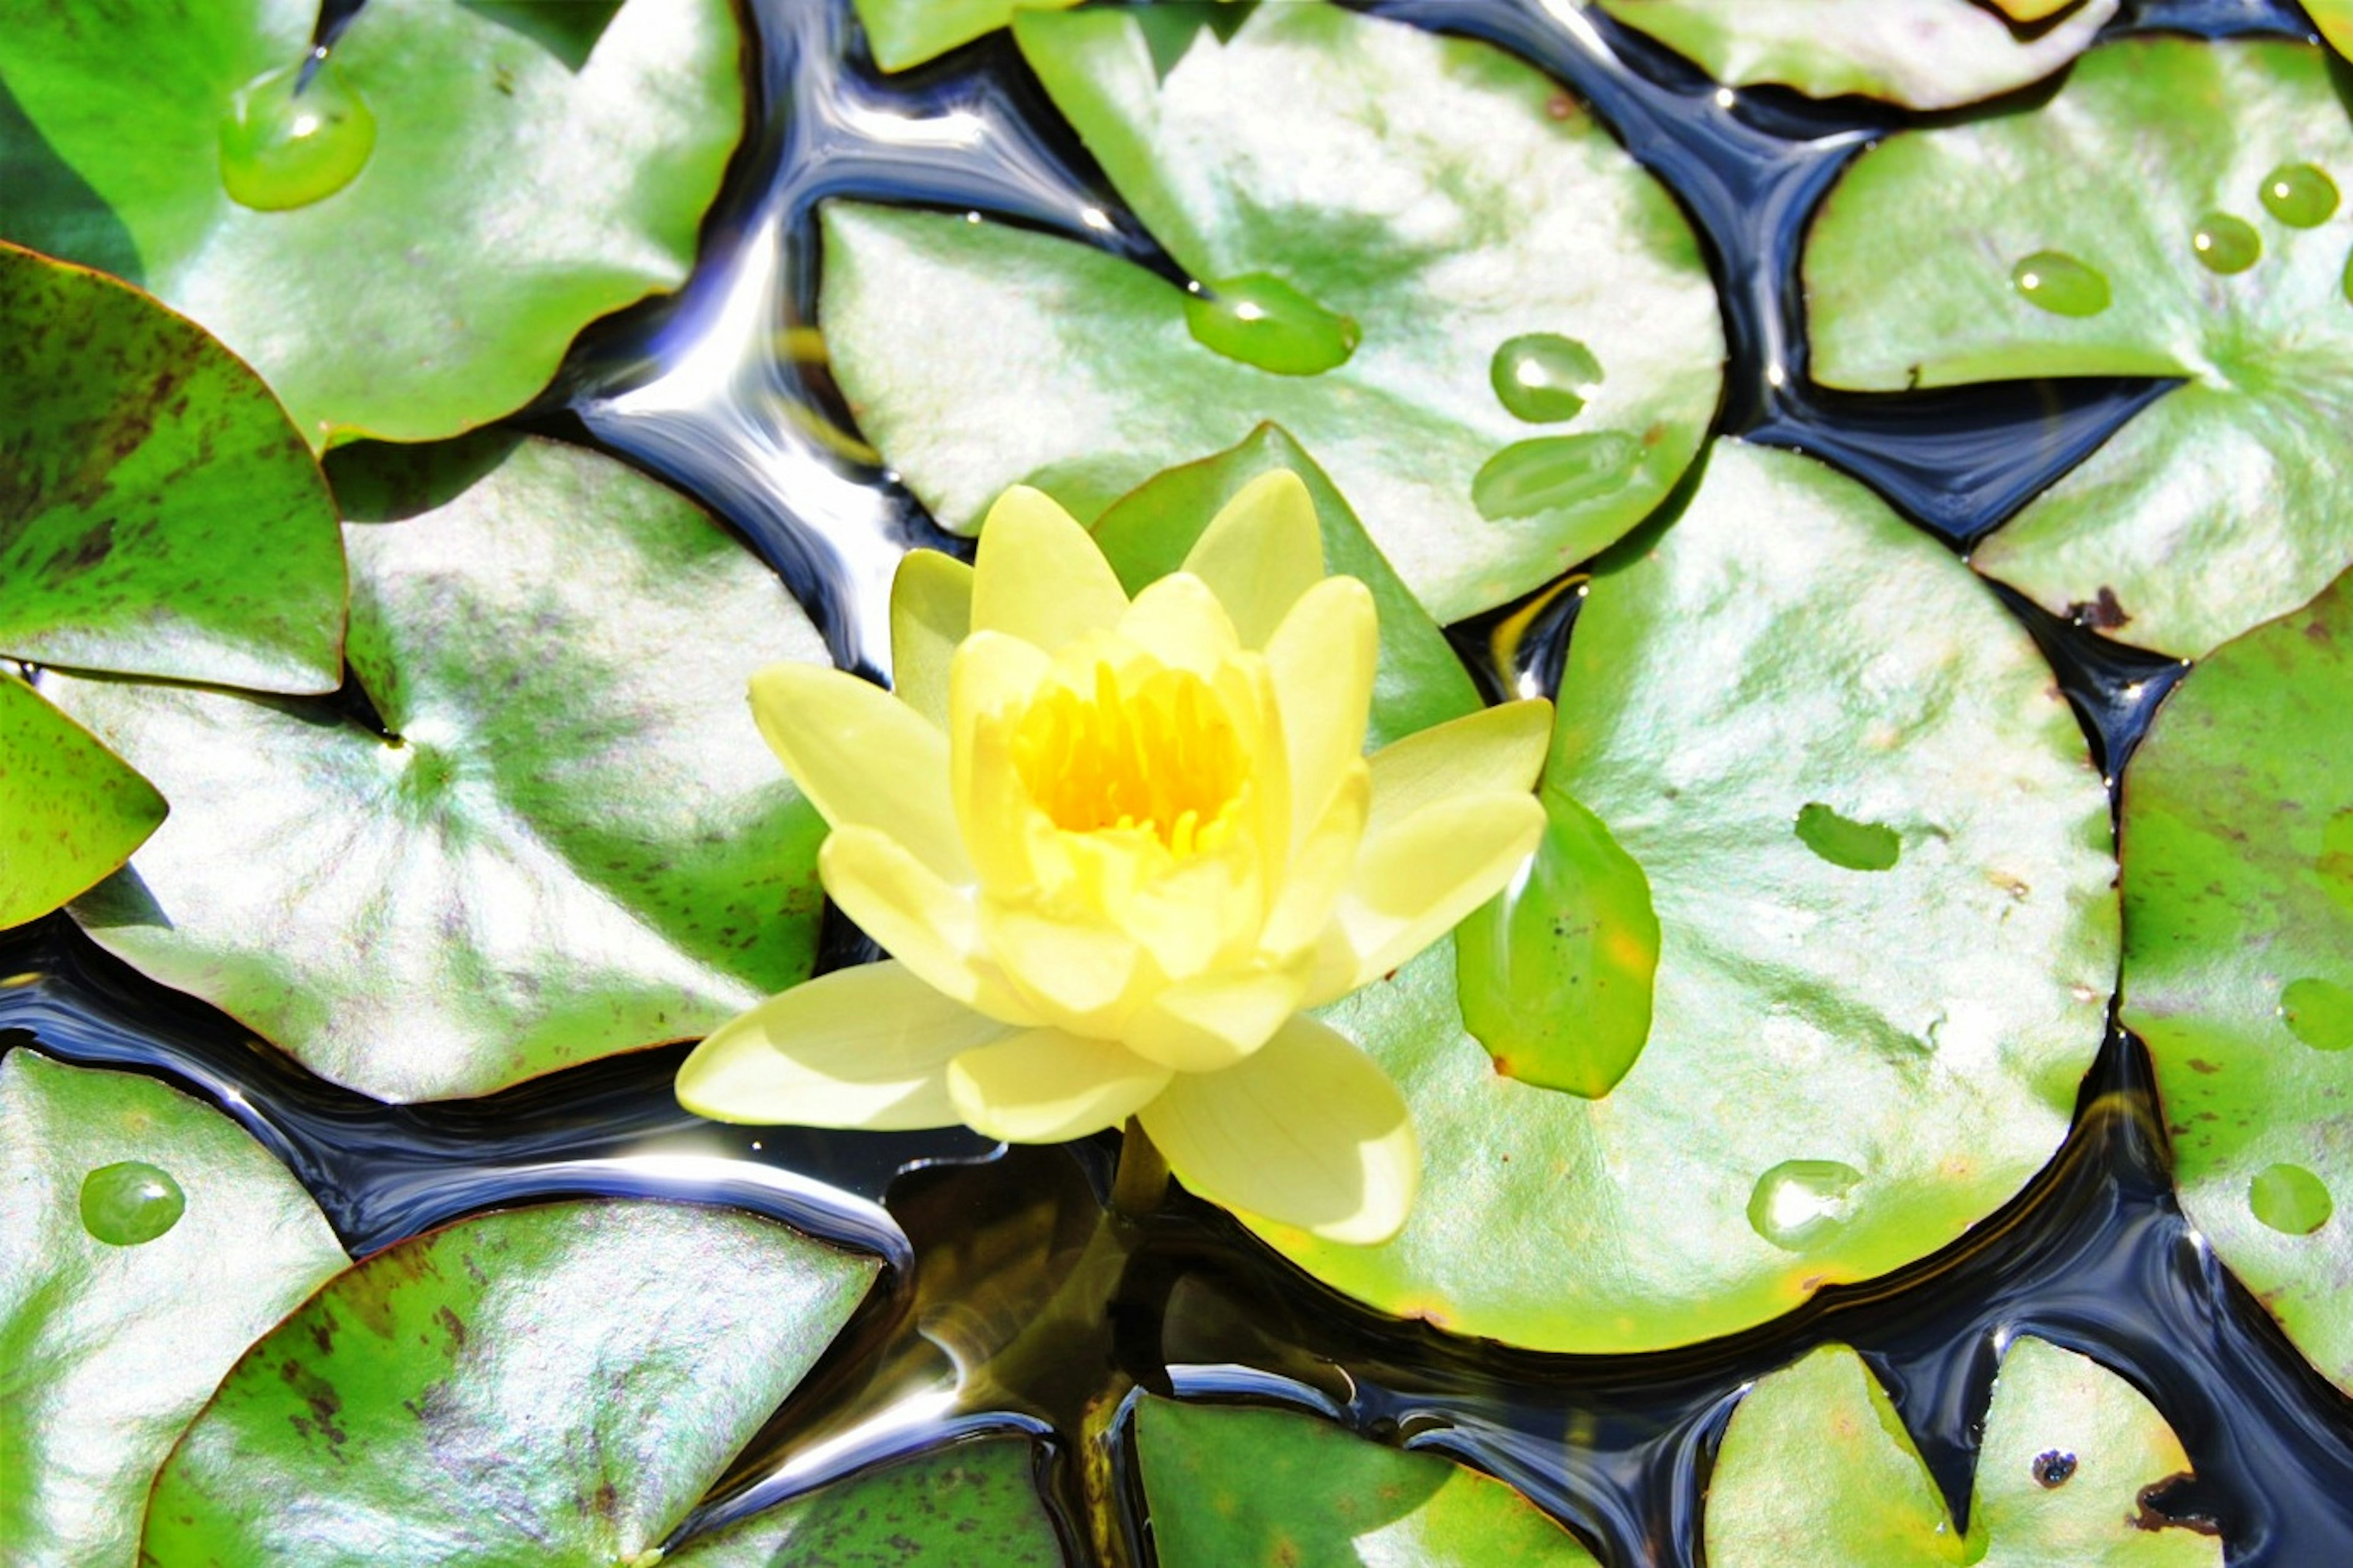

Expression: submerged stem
xmin=1109 ymin=1116 xmax=1169 ymax=1222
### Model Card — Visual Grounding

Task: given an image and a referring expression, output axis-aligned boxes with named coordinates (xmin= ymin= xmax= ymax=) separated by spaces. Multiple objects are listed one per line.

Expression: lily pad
xmin=0 ymin=1050 xmax=345 ymax=1568
xmin=0 ymin=673 xmax=165 ymax=931
xmin=669 ymin=1441 xmax=1064 ymax=1566
xmin=1255 ymin=441 xmax=2117 ymax=1352
xmin=1137 ymin=1396 xmax=1598 ymax=1568
xmin=0 ymin=243 xmax=344 ymax=694
xmin=0 ymin=0 xmax=744 ymax=447
xmin=1805 ymin=37 xmax=2353 ymax=659
xmin=819 ymin=0 xmax=1722 ymax=624
xmin=43 ymin=436 xmax=832 ymax=1103
xmin=2119 ymin=569 xmax=2353 ymax=1393
xmin=1705 ymin=1338 xmax=2218 ymax=1567
xmin=1089 ymin=423 xmax=1483 ymax=751
xmin=851 ymin=0 xmax=1080 ymax=73
xmin=1587 ymin=0 xmax=2116 ymax=111
xmin=142 ymin=1199 xmax=877 ymax=1566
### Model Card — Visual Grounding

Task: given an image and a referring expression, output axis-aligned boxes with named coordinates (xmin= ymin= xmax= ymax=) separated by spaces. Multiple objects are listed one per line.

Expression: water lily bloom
xmin=678 ymin=474 xmax=1549 ymax=1243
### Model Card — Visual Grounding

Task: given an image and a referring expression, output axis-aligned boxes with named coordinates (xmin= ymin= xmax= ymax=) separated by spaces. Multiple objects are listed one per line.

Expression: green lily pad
xmin=668 ymin=1441 xmax=1064 ymax=1567
xmin=42 ymin=436 xmax=832 ymax=1102
xmin=1588 ymin=0 xmax=2116 ymax=111
xmin=0 ymin=0 xmax=743 ymax=447
xmin=2119 ymin=568 xmax=2353 ymax=1393
xmin=1090 ymin=423 xmax=1483 ymax=750
xmin=0 ymin=673 xmax=165 ymax=931
xmin=0 ymin=1050 xmax=345 ymax=1568
xmin=0 ymin=243 xmax=344 ymax=694
xmin=1805 ymin=37 xmax=2353 ymax=659
xmin=1705 ymin=1338 xmax=2218 ymax=1567
xmin=142 ymin=1199 xmax=877 ymax=1566
xmin=1137 ymin=1396 xmax=1597 ymax=1568
xmin=819 ymin=0 xmax=1722 ymax=625
xmin=1455 ymin=786 xmax=1660 ymax=1099
xmin=852 ymin=0 xmax=1080 ymax=73
xmin=1255 ymin=441 xmax=2116 ymax=1352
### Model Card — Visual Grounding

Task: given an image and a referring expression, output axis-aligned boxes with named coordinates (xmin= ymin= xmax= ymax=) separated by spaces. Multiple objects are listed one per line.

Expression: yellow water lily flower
xmin=677 ymin=473 xmax=1548 ymax=1244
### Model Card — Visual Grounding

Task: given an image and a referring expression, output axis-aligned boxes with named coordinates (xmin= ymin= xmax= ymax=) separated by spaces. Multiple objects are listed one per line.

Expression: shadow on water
xmin=9 ymin=0 xmax=2353 ymax=1562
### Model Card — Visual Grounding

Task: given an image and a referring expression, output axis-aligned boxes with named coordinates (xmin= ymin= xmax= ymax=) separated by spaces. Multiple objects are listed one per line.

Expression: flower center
xmin=1012 ymin=661 xmax=1247 ymax=856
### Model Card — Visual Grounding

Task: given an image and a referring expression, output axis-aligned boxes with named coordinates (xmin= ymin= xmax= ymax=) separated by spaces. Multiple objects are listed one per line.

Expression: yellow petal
xmin=1364 ymin=698 xmax=1552 ymax=840
xmin=1326 ymin=792 xmax=1546 ymax=997
xmin=950 ymin=634 xmax=1058 ymax=892
xmin=1265 ymin=575 xmax=1376 ymax=843
xmin=1116 ymin=572 xmax=1239 ymax=676
xmin=982 ymin=896 xmax=1149 ymax=1031
xmin=947 ymin=1029 xmax=1172 ymax=1142
xmin=1112 ymin=834 xmax=1265 ymax=985
xmin=1140 ymin=1013 xmax=1417 ymax=1244
xmin=1123 ymin=964 xmax=1307 ymax=1073
xmin=1179 ymin=468 xmax=1325 ymax=648
xmin=970 ymin=485 xmax=1129 ymax=651
xmin=676 ymin=961 xmax=1012 ymax=1129
xmin=889 ymin=550 xmax=972 ymax=731
xmin=819 ymin=826 xmax=1038 ymax=1025
xmin=749 ymin=662 xmax=967 ymax=881
xmin=1259 ymin=760 xmax=1370 ymax=961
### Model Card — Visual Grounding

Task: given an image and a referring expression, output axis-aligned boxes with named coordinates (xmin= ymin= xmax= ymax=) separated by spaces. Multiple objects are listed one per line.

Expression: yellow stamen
xmin=1012 ymin=661 xmax=1248 ymax=854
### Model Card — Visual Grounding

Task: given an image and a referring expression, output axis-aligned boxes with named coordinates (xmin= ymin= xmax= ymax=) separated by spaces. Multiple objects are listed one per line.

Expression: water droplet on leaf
xmin=1471 ymin=431 xmax=1640 ymax=521
xmin=1488 ymin=333 xmax=1604 ymax=423
xmin=2260 ymin=162 xmax=2338 ymax=227
xmin=1794 ymin=802 xmax=1900 ymax=872
xmin=2282 ymin=978 xmax=2353 ymax=1052
xmin=2009 ymin=251 xmax=2110 ymax=317
xmin=80 ymin=1161 xmax=186 ymax=1246
xmin=219 ymin=53 xmax=377 ymax=212
xmin=2249 ymin=1162 xmax=2332 ymax=1235
xmin=1184 ymin=273 xmax=1359 ymax=375
xmin=2190 ymin=213 xmax=2261 ymax=273
xmin=1747 ymin=1160 xmax=1863 ymax=1251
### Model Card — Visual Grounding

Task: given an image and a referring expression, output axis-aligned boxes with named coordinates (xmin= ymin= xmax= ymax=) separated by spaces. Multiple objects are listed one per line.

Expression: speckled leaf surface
xmin=851 ymin=0 xmax=1080 ymax=72
xmin=0 ymin=0 xmax=743 ymax=447
xmin=1705 ymin=1338 xmax=2217 ymax=1567
xmin=141 ymin=1200 xmax=876 ymax=1567
xmin=819 ymin=0 xmax=1722 ymax=625
xmin=0 ymin=243 xmax=343 ymax=693
xmin=669 ymin=1440 xmax=1064 ymax=1567
xmin=2120 ymin=570 xmax=2353 ymax=1394
xmin=43 ymin=436 xmax=831 ymax=1103
xmin=1806 ymin=38 xmax=2353 ymax=658
xmin=1090 ymin=424 xmax=1483 ymax=751
xmin=1137 ymin=1397 xmax=1597 ymax=1568
xmin=0 ymin=1050 xmax=344 ymax=1568
xmin=0 ymin=673 xmax=164 ymax=931
xmin=1255 ymin=441 xmax=2117 ymax=1352
xmin=1588 ymin=0 xmax=2115 ymax=110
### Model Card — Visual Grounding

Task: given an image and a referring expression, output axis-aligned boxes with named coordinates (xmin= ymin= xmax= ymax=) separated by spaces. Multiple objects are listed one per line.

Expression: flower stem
xmin=1108 ymin=1116 xmax=1168 ymax=1222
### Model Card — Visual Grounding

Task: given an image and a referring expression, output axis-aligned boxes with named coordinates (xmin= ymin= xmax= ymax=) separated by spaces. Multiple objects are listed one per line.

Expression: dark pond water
xmin=7 ymin=0 xmax=2353 ymax=1562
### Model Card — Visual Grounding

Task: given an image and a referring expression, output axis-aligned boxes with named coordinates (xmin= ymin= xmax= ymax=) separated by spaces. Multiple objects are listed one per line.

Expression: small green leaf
xmin=0 ymin=0 xmax=745 ymax=446
xmin=850 ymin=0 xmax=1082 ymax=73
xmin=0 ymin=1050 xmax=346 ymax=1568
xmin=1588 ymin=0 xmax=2116 ymax=110
xmin=1137 ymin=1398 xmax=1599 ymax=1568
xmin=1705 ymin=1339 xmax=2218 ymax=1567
xmin=820 ymin=1 xmax=1721 ymax=624
xmin=1805 ymin=37 xmax=2353 ymax=657
xmin=1090 ymin=425 xmax=1483 ymax=750
xmin=1253 ymin=441 xmax=2116 ymax=1352
xmin=0 ymin=243 xmax=344 ymax=694
xmin=1455 ymin=787 xmax=1659 ymax=1098
xmin=0 ymin=672 xmax=165 ymax=931
xmin=669 ymin=1441 xmax=1064 ymax=1566
xmin=1794 ymin=801 xmax=1903 ymax=873
xmin=2120 ymin=567 xmax=2353 ymax=1392
xmin=142 ymin=1199 xmax=876 ymax=1567
xmin=45 ymin=436 xmax=832 ymax=1102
